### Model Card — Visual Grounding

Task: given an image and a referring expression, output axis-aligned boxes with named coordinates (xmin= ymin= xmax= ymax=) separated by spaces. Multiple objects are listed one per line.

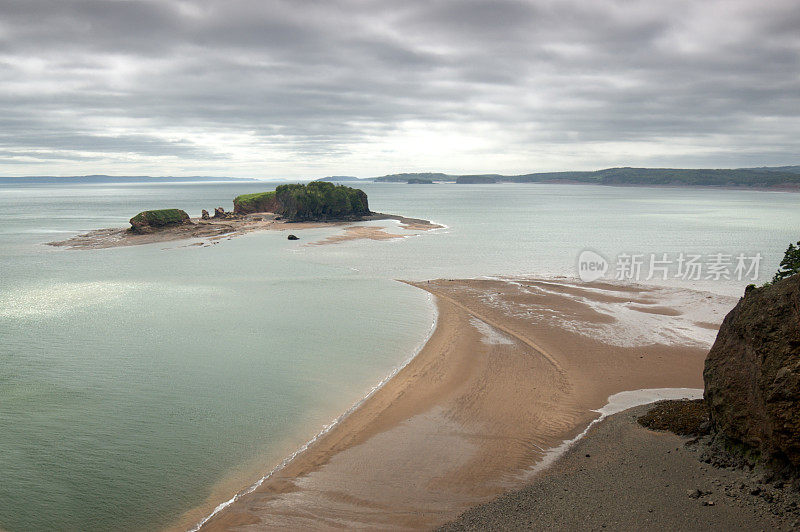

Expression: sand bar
xmin=189 ymin=278 xmax=736 ymax=530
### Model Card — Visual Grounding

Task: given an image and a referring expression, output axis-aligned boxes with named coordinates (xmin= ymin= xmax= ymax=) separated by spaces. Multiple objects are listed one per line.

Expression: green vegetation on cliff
xmin=233 ymin=191 xmax=277 ymax=214
xmin=773 ymin=240 xmax=800 ymax=283
xmin=232 ymin=182 xmax=370 ymax=220
xmin=274 ymin=182 xmax=369 ymax=221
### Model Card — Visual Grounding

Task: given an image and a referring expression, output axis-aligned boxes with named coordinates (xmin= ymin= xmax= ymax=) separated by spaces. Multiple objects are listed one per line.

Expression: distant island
xmin=49 ymin=182 xmax=439 ymax=249
xmin=317 ymin=165 xmax=800 ymax=188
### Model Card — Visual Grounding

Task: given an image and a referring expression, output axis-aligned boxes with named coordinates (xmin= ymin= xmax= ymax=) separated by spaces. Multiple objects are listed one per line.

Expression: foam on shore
xmin=522 ymin=387 xmax=704 ymax=481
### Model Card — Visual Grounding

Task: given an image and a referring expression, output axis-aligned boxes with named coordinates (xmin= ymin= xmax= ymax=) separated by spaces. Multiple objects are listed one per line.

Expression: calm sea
xmin=1 ymin=180 xmax=798 ymax=530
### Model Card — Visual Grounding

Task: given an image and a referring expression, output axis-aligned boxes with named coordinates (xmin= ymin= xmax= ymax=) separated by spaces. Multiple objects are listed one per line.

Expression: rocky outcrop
xmin=704 ymin=274 xmax=800 ymax=468
xmin=234 ymin=183 xmax=370 ymax=221
xmin=129 ymin=209 xmax=190 ymax=233
xmin=233 ymin=192 xmax=280 ymax=215
xmin=213 ymin=207 xmax=231 ymax=219
xmin=201 ymin=209 xmax=210 ymax=220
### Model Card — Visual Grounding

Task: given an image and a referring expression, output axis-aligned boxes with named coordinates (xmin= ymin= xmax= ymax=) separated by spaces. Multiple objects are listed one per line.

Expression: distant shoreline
xmin=3 ymin=164 xmax=800 ymax=189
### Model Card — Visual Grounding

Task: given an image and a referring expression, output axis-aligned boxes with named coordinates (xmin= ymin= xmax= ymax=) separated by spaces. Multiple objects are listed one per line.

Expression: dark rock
xmin=704 ymin=274 xmax=800 ymax=469
xmin=638 ymin=399 xmax=710 ymax=436
xmin=287 ymin=234 xmax=299 ymax=240
xmin=213 ymin=207 xmax=227 ymax=219
xmin=201 ymin=209 xmax=210 ymax=220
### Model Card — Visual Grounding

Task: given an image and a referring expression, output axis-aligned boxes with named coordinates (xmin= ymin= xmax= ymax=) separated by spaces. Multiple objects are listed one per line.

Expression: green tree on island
xmin=773 ymin=240 xmax=800 ymax=283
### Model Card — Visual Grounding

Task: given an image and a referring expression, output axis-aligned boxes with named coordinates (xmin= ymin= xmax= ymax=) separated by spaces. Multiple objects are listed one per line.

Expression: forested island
xmin=233 ymin=181 xmax=369 ymax=220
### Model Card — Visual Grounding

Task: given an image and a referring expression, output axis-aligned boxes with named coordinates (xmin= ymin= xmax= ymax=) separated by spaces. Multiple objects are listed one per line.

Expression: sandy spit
xmin=188 ymin=278 xmax=736 ymax=531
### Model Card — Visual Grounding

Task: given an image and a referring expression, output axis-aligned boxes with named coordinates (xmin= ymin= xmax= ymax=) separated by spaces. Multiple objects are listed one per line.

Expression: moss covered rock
xmin=129 ymin=209 xmax=190 ymax=233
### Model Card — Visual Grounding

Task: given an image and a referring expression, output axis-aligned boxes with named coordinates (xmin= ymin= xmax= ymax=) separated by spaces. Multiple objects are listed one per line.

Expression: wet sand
xmin=47 ymin=213 xmax=442 ymax=250
xmin=309 ymin=226 xmax=409 ymax=245
xmin=189 ymin=278 xmax=736 ymax=531
xmin=440 ymin=403 xmax=799 ymax=531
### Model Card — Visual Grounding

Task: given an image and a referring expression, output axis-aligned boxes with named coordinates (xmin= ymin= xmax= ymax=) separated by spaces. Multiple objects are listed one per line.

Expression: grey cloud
xmin=0 ymin=0 xmax=798 ymax=175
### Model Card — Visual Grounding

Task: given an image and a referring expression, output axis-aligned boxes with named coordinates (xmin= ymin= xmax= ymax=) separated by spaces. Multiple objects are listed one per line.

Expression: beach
xmin=440 ymin=402 xmax=799 ymax=531
xmin=193 ymin=277 xmax=736 ymax=530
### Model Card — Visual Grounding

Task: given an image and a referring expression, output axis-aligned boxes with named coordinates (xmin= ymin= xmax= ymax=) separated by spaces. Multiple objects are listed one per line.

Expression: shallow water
xmin=0 ymin=180 xmax=798 ymax=530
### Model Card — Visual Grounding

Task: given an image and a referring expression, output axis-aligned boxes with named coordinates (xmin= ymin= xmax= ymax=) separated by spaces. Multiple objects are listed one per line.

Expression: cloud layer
xmin=0 ymin=0 xmax=798 ymax=177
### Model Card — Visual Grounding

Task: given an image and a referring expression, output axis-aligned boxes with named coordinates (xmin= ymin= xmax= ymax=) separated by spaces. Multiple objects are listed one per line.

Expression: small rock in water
xmin=201 ymin=209 xmax=210 ymax=220
xmin=287 ymin=234 xmax=299 ymax=240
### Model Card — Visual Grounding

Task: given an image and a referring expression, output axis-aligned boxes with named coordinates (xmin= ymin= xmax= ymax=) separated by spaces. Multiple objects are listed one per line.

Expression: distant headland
xmin=5 ymin=165 xmax=800 ymax=189
xmin=317 ymin=165 xmax=800 ymax=188
xmin=48 ymin=182 xmax=441 ymax=249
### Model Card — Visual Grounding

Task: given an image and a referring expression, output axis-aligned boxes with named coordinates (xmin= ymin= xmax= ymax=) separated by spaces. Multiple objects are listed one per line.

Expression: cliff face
xmin=704 ymin=274 xmax=800 ymax=468
xmin=232 ymin=191 xmax=280 ymax=214
xmin=275 ymin=182 xmax=369 ymax=220
xmin=234 ymin=183 xmax=370 ymax=221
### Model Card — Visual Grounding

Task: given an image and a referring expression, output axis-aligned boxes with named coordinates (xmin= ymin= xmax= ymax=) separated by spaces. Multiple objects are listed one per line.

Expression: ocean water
xmin=0 ymin=180 xmax=798 ymax=531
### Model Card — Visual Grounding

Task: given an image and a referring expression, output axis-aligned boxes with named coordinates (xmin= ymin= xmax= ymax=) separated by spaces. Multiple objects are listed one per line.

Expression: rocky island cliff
xmin=233 ymin=182 xmax=370 ymax=220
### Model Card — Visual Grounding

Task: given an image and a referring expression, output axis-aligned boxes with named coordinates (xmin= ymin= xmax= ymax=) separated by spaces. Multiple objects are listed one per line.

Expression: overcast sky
xmin=0 ymin=0 xmax=798 ymax=178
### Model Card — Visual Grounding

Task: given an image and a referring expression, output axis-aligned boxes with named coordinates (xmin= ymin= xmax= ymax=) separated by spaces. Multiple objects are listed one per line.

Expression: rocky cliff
xmin=233 ymin=182 xmax=370 ymax=221
xmin=704 ymin=274 xmax=800 ymax=469
xmin=232 ymin=191 xmax=280 ymax=214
